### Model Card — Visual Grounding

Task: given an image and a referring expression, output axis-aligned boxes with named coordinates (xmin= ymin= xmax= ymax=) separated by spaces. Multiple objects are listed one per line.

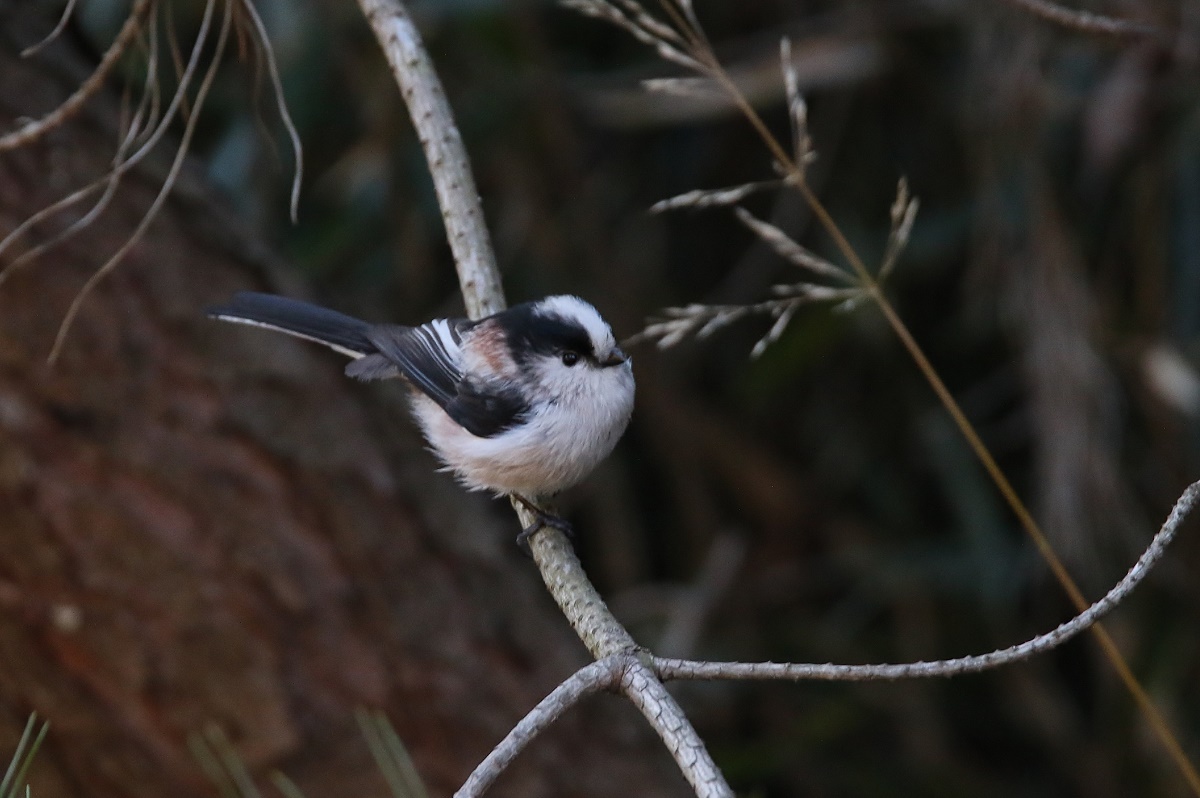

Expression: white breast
xmin=409 ymin=360 xmax=635 ymax=498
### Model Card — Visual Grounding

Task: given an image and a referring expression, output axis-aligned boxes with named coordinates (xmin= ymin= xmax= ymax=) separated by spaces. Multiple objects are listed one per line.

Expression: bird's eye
xmin=561 ymin=351 xmax=580 ymax=367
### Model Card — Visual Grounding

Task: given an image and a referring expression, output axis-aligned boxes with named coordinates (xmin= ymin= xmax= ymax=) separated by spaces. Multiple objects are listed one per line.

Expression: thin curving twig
xmin=0 ymin=12 xmax=164 ymax=286
xmin=455 ymin=658 xmax=625 ymax=798
xmin=20 ymin=0 xmax=80 ymax=57
xmin=48 ymin=0 xmax=234 ymax=364
xmin=0 ymin=0 xmax=213 ymax=286
xmin=236 ymin=0 xmax=304 ymax=223
xmin=0 ymin=0 xmax=154 ymax=152
xmin=655 ymin=481 xmax=1200 ymax=682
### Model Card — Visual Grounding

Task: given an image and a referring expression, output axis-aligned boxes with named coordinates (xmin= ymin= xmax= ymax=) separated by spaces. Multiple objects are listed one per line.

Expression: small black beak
xmin=598 ymin=347 xmax=629 ymax=367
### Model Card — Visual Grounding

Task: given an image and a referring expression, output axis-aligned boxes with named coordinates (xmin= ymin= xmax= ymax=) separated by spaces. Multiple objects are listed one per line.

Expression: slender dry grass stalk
xmin=998 ymin=0 xmax=1164 ymax=38
xmin=356 ymin=709 xmax=430 ymax=798
xmin=6 ymin=2 xmax=1187 ymax=795
xmin=0 ymin=714 xmax=49 ymax=798
xmin=190 ymin=724 xmax=265 ymax=798
xmin=564 ymin=1 xmax=1200 ymax=794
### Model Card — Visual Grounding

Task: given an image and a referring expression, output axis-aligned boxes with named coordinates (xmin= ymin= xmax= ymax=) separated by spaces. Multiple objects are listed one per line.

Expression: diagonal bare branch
xmin=529 ymin=519 xmax=639 ymax=656
xmin=620 ymin=660 xmax=731 ymax=797
xmin=356 ymin=0 xmax=505 ymax=319
xmin=358 ymin=5 xmax=731 ymax=796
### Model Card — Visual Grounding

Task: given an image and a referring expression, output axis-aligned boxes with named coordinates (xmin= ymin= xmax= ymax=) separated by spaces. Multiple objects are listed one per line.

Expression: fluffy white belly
xmin=410 ymin=367 xmax=634 ymax=497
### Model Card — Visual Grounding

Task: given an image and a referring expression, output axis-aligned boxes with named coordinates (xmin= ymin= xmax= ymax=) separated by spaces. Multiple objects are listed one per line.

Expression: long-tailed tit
xmin=207 ymin=292 xmax=635 ymax=545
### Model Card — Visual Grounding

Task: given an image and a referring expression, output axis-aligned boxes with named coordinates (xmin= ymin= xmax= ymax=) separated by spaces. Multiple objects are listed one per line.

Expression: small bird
xmin=207 ymin=291 xmax=635 ymax=546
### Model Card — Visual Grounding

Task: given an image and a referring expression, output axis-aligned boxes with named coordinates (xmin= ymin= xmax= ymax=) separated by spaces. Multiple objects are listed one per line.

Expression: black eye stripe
xmin=498 ymin=303 xmax=596 ymax=363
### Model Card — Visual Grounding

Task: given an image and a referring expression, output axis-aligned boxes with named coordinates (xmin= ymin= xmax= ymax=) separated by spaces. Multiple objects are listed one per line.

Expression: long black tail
xmin=206 ymin=291 xmax=375 ymax=358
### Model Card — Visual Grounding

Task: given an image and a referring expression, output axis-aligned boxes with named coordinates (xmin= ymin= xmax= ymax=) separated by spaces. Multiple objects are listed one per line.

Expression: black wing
xmin=360 ymin=321 xmax=465 ymax=407
xmin=354 ymin=320 xmax=529 ymax=437
xmin=442 ymin=379 xmax=529 ymax=438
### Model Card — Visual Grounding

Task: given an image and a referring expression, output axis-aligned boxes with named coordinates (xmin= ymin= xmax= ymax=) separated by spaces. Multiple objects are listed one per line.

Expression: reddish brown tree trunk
xmin=0 ymin=15 xmax=682 ymax=798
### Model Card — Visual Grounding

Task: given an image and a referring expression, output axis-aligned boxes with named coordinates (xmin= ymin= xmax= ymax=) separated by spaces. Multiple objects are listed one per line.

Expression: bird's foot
xmin=512 ymin=496 xmax=573 ymax=555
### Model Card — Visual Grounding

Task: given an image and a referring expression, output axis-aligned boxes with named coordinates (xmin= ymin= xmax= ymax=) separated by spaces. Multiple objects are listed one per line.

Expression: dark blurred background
xmin=18 ymin=0 xmax=1200 ymax=795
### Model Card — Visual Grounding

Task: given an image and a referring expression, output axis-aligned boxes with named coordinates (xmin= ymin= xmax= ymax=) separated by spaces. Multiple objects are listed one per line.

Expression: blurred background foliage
xmin=50 ymin=0 xmax=1200 ymax=794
